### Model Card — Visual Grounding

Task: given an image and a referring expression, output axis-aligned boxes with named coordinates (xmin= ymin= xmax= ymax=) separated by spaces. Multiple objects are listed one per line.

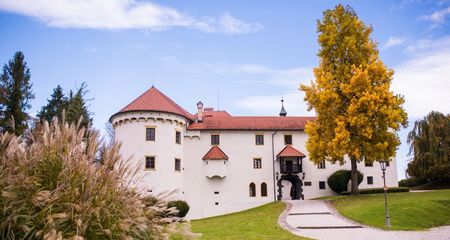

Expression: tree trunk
xmin=350 ymin=156 xmax=359 ymax=195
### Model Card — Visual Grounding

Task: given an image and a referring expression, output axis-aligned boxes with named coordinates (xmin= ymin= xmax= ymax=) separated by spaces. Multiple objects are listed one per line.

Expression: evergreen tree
xmin=300 ymin=5 xmax=408 ymax=194
xmin=37 ymin=85 xmax=69 ymax=123
xmin=407 ymin=111 xmax=450 ymax=181
xmin=0 ymin=51 xmax=34 ymax=135
xmin=66 ymin=82 xmax=92 ymax=130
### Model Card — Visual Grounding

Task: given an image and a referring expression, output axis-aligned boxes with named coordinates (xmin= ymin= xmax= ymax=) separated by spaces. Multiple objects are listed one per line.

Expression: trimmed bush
xmin=168 ymin=200 xmax=190 ymax=218
xmin=327 ymin=170 xmax=364 ymax=193
xmin=399 ymin=177 xmax=427 ymax=188
xmin=341 ymin=187 xmax=410 ymax=195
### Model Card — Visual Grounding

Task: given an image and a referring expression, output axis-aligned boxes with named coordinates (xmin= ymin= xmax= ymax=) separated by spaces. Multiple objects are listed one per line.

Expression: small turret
xmin=279 ymin=98 xmax=287 ymax=117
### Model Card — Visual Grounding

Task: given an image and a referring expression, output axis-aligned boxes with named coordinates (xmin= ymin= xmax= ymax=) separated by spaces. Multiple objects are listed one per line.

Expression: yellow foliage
xmin=300 ymin=4 xmax=408 ymax=165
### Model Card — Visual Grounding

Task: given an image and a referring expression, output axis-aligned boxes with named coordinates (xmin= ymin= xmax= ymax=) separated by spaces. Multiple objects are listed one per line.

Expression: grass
xmin=189 ymin=202 xmax=308 ymax=240
xmin=322 ymin=190 xmax=450 ymax=231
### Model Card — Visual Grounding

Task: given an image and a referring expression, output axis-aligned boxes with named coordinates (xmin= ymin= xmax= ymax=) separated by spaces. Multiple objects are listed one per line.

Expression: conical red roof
xmin=202 ymin=146 xmax=229 ymax=160
xmin=277 ymin=145 xmax=306 ymax=157
xmin=115 ymin=86 xmax=193 ymax=120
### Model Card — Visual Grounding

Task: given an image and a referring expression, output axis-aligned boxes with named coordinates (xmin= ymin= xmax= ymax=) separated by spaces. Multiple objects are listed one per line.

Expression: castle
xmin=110 ymin=86 xmax=398 ymax=219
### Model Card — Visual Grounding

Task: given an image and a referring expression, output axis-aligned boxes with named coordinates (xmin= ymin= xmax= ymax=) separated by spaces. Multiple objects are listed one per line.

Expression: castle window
xmin=319 ymin=181 xmax=326 ymax=190
xmin=365 ymin=161 xmax=373 ymax=167
xmin=255 ymin=134 xmax=264 ymax=145
xmin=386 ymin=161 xmax=390 ymax=167
xmin=318 ymin=160 xmax=326 ymax=169
xmin=175 ymin=131 xmax=181 ymax=144
xmin=367 ymin=176 xmax=374 ymax=185
xmin=261 ymin=183 xmax=267 ymax=197
xmin=146 ymin=127 xmax=155 ymax=141
xmin=175 ymin=158 xmax=181 ymax=171
xmin=145 ymin=156 xmax=155 ymax=170
xmin=211 ymin=135 xmax=220 ymax=145
xmin=249 ymin=183 xmax=256 ymax=197
xmin=253 ymin=158 xmax=262 ymax=169
xmin=284 ymin=135 xmax=292 ymax=145
xmin=304 ymin=182 xmax=312 ymax=186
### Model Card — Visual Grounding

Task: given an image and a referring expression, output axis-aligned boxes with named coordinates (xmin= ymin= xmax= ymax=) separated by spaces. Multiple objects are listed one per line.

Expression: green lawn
xmin=323 ymin=190 xmax=450 ymax=230
xmin=189 ymin=202 xmax=308 ymax=240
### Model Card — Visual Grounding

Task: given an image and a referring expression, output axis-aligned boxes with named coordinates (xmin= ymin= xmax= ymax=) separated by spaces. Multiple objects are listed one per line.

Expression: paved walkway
xmin=278 ymin=200 xmax=450 ymax=240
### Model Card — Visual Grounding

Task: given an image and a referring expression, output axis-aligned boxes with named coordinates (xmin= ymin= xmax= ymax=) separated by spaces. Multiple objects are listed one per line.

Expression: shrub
xmin=399 ymin=177 xmax=427 ymax=188
xmin=327 ymin=170 xmax=364 ymax=193
xmin=168 ymin=200 xmax=190 ymax=218
xmin=341 ymin=187 xmax=409 ymax=195
xmin=0 ymin=118 xmax=194 ymax=239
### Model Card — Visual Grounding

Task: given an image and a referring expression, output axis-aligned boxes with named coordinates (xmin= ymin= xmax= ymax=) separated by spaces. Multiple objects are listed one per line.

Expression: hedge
xmin=168 ymin=200 xmax=190 ymax=218
xmin=341 ymin=187 xmax=410 ymax=195
xmin=399 ymin=177 xmax=427 ymax=188
xmin=327 ymin=170 xmax=364 ymax=193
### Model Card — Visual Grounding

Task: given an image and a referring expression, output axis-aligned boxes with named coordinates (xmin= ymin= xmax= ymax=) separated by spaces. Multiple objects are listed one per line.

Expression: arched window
xmin=249 ymin=183 xmax=256 ymax=197
xmin=261 ymin=182 xmax=267 ymax=197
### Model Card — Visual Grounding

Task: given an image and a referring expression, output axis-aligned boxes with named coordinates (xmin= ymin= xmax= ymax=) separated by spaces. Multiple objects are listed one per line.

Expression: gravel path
xmin=278 ymin=200 xmax=450 ymax=240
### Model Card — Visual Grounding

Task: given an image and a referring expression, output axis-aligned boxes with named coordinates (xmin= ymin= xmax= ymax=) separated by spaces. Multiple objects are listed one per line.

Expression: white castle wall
xmin=183 ymin=130 xmax=398 ymax=219
xmin=111 ymin=112 xmax=188 ymax=200
xmin=112 ymin=111 xmax=399 ymax=220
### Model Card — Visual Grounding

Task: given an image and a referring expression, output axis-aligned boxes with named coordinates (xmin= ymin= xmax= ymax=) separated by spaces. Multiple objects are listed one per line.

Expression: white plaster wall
xmin=183 ymin=130 xmax=399 ymax=219
xmin=112 ymin=113 xmax=399 ymax=220
xmin=112 ymin=112 xmax=188 ymax=200
xmin=301 ymin=157 xmax=399 ymax=199
xmin=183 ymin=131 xmax=278 ymax=219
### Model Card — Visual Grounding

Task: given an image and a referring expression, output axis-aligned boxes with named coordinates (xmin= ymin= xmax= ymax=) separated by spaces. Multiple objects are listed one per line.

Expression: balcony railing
xmin=280 ymin=164 xmax=302 ymax=174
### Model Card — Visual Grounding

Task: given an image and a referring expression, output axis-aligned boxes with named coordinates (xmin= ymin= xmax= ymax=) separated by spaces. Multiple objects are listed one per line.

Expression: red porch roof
xmin=277 ymin=145 xmax=306 ymax=158
xmin=202 ymin=146 xmax=229 ymax=160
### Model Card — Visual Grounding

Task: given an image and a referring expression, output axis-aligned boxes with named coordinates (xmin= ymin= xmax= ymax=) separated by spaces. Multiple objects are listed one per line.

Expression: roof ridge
xmin=115 ymin=86 xmax=193 ymax=120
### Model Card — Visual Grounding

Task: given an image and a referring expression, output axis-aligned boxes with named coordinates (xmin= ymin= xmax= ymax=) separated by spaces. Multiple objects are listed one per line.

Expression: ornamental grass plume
xmin=0 ymin=117 xmax=196 ymax=240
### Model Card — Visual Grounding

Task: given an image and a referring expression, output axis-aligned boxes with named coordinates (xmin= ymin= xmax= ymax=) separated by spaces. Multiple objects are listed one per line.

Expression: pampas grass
xmin=0 ymin=118 xmax=196 ymax=239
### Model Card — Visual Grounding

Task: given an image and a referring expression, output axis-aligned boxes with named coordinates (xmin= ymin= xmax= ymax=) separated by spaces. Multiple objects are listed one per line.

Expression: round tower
xmin=110 ymin=86 xmax=193 ymax=200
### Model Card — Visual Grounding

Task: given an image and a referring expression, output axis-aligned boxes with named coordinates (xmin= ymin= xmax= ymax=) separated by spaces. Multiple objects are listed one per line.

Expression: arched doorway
xmin=277 ymin=174 xmax=303 ymax=200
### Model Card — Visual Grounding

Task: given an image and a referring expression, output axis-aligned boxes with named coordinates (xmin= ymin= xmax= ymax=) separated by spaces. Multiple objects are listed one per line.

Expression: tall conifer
xmin=0 ymin=51 xmax=34 ymax=135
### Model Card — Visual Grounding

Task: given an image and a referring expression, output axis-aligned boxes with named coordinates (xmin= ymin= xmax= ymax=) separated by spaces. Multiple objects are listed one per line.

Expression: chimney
xmin=197 ymin=101 xmax=204 ymax=122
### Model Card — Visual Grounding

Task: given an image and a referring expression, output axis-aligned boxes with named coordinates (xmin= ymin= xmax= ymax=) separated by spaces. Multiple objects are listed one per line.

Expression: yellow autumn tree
xmin=300 ymin=5 xmax=408 ymax=195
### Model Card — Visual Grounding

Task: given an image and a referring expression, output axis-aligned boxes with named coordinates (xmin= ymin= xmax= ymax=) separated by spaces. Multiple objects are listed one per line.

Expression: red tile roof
xmin=114 ymin=86 xmax=194 ymax=120
xmin=277 ymin=145 xmax=306 ymax=157
xmin=202 ymin=146 xmax=229 ymax=160
xmin=188 ymin=112 xmax=315 ymax=131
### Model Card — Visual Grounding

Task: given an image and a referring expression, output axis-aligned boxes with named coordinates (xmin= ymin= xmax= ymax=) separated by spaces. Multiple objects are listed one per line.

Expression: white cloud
xmin=382 ymin=37 xmax=407 ymax=50
xmin=392 ymin=37 xmax=450 ymax=119
xmin=0 ymin=0 xmax=262 ymax=34
xmin=405 ymin=36 xmax=450 ymax=52
xmin=158 ymin=56 xmax=314 ymax=115
xmin=160 ymin=56 xmax=313 ymax=85
xmin=218 ymin=13 xmax=263 ymax=34
xmin=420 ymin=6 xmax=450 ymax=27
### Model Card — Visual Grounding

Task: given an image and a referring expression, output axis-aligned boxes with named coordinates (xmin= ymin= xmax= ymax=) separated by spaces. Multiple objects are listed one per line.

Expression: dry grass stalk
xmin=0 ymin=118 xmax=196 ymax=239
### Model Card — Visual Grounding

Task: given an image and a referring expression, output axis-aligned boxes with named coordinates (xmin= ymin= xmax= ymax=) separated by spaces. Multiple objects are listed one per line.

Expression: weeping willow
xmin=407 ymin=111 xmax=450 ymax=181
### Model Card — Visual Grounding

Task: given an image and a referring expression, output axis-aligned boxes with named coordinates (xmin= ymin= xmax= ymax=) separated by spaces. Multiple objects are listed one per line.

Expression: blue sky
xmin=1 ymin=0 xmax=449 ymax=179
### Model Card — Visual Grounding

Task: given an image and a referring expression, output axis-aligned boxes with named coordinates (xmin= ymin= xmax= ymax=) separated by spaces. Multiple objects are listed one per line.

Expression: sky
xmin=1 ymin=0 xmax=449 ymax=180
